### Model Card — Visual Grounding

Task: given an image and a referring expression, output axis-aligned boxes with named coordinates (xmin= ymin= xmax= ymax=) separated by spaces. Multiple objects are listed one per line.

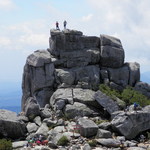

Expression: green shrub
xmin=99 ymin=84 xmax=150 ymax=107
xmin=57 ymin=136 xmax=69 ymax=146
xmin=99 ymin=84 xmax=121 ymax=100
xmin=121 ymin=86 xmax=150 ymax=107
xmin=88 ymin=139 xmax=97 ymax=147
xmin=0 ymin=139 xmax=12 ymax=150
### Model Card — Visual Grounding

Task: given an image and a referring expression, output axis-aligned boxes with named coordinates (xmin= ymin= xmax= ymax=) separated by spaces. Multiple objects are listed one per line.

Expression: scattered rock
xmin=96 ymin=138 xmax=121 ymax=148
xmin=98 ymin=121 xmax=111 ymax=130
xmin=127 ymin=147 xmax=146 ymax=150
xmin=26 ymin=122 xmax=38 ymax=133
xmin=77 ymin=117 xmax=98 ymax=137
xmin=96 ymin=129 xmax=112 ymax=138
xmin=83 ymin=143 xmax=91 ymax=150
xmin=12 ymin=141 xmax=28 ymax=149
xmin=35 ymin=123 xmax=49 ymax=136
xmin=33 ymin=116 xmax=42 ymax=126
xmin=64 ymin=102 xmax=95 ymax=119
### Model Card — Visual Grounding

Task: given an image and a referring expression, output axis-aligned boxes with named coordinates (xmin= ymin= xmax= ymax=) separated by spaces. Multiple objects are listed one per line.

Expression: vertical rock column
xmin=21 ymin=50 xmax=54 ymax=111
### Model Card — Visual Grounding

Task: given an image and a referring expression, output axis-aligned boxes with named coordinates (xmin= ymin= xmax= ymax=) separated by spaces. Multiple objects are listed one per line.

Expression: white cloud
xmin=19 ymin=33 xmax=48 ymax=47
xmin=0 ymin=37 xmax=11 ymax=46
xmin=0 ymin=20 xmax=50 ymax=55
xmin=84 ymin=0 xmax=150 ymax=74
xmin=82 ymin=14 xmax=93 ymax=22
xmin=0 ymin=0 xmax=15 ymax=10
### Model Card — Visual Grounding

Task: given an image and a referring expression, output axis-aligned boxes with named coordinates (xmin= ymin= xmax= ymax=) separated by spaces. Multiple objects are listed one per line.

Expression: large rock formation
xmin=21 ymin=29 xmax=141 ymax=113
xmin=111 ymin=110 xmax=150 ymax=139
xmin=0 ymin=109 xmax=27 ymax=139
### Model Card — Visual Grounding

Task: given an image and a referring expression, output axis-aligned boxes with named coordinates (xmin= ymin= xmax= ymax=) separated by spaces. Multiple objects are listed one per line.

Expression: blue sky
xmin=0 ymin=0 xmax=150 ymax=83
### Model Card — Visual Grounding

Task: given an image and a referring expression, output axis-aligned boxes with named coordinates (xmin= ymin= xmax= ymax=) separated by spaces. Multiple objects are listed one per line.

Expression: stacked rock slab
xmin=22 ymin=29 xmax=140 ymax=112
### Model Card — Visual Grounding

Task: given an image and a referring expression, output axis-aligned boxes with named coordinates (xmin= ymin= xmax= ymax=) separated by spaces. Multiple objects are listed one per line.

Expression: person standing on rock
xmin=56 ymin=21 xmax=60 ymax=30
xmin=63 ymin=20 xmax=67 ymax=29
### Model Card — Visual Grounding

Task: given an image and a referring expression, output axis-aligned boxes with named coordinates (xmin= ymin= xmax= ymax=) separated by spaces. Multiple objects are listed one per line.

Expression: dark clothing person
xmin=134 ymin=102 xmax=138 ymax=111
xmin=56 ymin=21 xmax=60 ymax=30
xmin=63 ymin=20 xmax=67 ymax=29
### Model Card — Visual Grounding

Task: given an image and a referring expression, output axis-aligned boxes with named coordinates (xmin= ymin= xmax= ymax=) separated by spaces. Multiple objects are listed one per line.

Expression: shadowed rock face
xmin=111 ymin=111 xmax=150 ymax=139
xmin=0 ymin=110 xmax=27 ymax=139
xmin=21 ymin=29 xmax=141 ymax=112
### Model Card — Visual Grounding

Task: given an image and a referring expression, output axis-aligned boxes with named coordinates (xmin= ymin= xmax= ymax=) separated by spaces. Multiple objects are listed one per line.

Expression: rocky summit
xmin=22 ymin=29 xmax=141 ymax=111
xmin=1 ymin=29 xmax=150 ymax=150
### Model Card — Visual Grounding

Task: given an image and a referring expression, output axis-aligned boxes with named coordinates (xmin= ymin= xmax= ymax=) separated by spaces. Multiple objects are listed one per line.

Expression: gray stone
xmin=98 ymin=121 xmax=111 ymax=130
xmin=50 ymin=88 xmax=73 ymax=107
xmin=12 ymin=141 xmax=28 ymax=149
xmin=109 ymin=82 xmax=124 ymax=91
xmin=73 ymin=88 xmax=97 ymax=107
xmin=124 ymin=140 xmax=137 ymax=147
xmin=111 ymin=111 xmax=150 ymax=139
xmin=36 ymin=88 xmax=54 ymax=108
xmin=111 ymin=111 xmax=125 ymax=119
xmin=27 ymin=122 xmax=38 ymax=133
xmin=0 ymin=109 xmax=27 ymax=139
xmin=21 ymin=50 xmax=55 ymax=111
xmin=83 ymin=143 xmax=91 ymax=150
xmin=55 ymin=99 xmax=66 ymax=110
xmin=17 ymin=114 xmax=29 ymax=123
xmin=35 ymin=123 xmax=49 ymax=136
xmin=26 ymin=50 xmax=51 ymax=67
xmin=100 ymin=34 xmax=125 ymax=68
xmin=94 ymin=90 xmax=119 ymax=115
xmin=40 ymin=108 xmax=52 ymax=119
xmin=143 ymin=105 xmax=150 ymax=112
xmin=64 ymin=102 xmax=95 ymax=119
xmin=116 ymin=136 xmax=126 ymax=142
xmin=49 ymin=126 xmax=66 ymax=135
xmin=49 ymin=29 xmax=100 ymax=57
xmin=57 ymin=119 xmax=65 ymax=126
xmin=55 ymin=68 xmax=75 ymax=85
xmin=134 ymin=81 xmax=150 ymax=98
xmin=77 ymin=118 xmax=98 ymax=137
xmin=96 ymin=138 xmax=121 ymax=148
xmin=24 ymin=97 xmax=40 ymax=120
xmin=55 ymin=65 xmax=100 ymax=90
xmin=33 ymin=116 xmax=42 ymax=126
xmin=96 ymin=129 xmax=112 ymax=138
xmin=100 ymin=34 xmax=123 ymax=48
xmin=100 ymin=69 xmax=109 ymax=81
xmin=107 ymin=65 xmax=129 ymax=87
xmin=114 ymin=97 xmax=126 ymax=109
xmin=26 ymin=132 xmax=36 ymax=141
xmin=126 ymin=62 xmax=140 ymax=86
xmin=63 ymin=131 xmax=80 ymax=138
xmin=49 ymin=130 xmax=71 ymax=145
xmin=127 ymin=147 xmax=146 ymax=150
xmin=73 ymin=65 xmax=100 ymax=90
xmin=48 ymin=141 xmax=58 ymax=149
xmin=71 ymin=145 xmax=81 ymax=150
xmin=43 ymin=118 xmax=57 ymax=127
xmin=100 ymin=46 xmax=124 ymax=68
xmin=59 ymin=49 xmax=100 ymax=68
